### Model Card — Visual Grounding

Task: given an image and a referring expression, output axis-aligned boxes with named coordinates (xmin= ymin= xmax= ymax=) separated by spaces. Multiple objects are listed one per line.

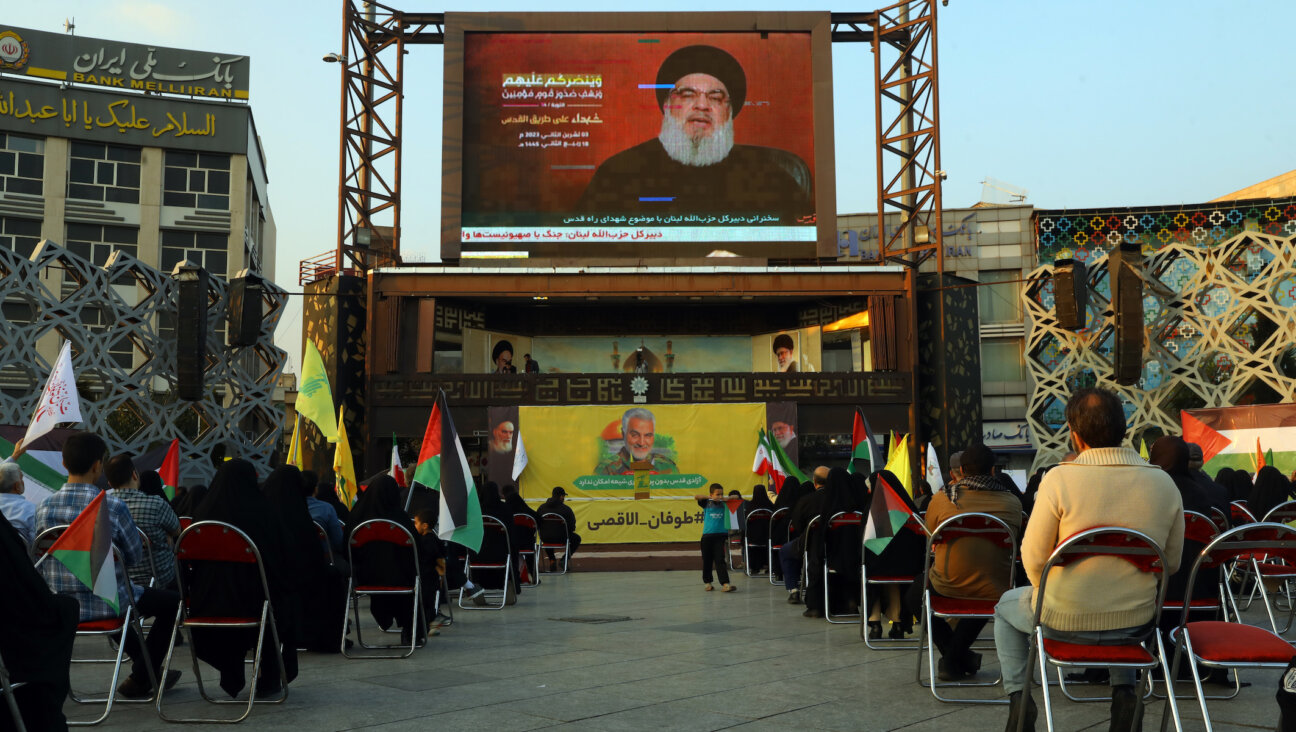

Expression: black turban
xmin=655 ymin=45 xmax=746 ymax=118
xmin=772 ymin=333 xmax=795 ymax=353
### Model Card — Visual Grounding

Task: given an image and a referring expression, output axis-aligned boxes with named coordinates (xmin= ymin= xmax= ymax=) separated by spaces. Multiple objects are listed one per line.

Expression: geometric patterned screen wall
xmin=0 ymin=240 xmax=286 ymax=485
xmin=1024 ymin=230 xmax=1296 ymax=470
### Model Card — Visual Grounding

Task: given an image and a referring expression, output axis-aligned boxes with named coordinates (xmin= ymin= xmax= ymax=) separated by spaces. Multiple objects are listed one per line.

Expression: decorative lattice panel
xmin=1036 ymin=200 xmax=1296 ymax=266
xmin=0 ymin=240 xmax=287 ymax=486
xmin=1025 ymin=231 xmax=1296 ymax=470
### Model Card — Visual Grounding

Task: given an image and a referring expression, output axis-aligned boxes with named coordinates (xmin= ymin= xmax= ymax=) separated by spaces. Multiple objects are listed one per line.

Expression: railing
xmin=300 ymin=251 xmax=341 ymax=286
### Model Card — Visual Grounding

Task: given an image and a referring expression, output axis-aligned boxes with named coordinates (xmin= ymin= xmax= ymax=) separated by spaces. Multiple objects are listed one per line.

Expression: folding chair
xmin=1230 ymin=501 xmax=1256 ymax=525
xmin=512 ymin=514 xmax=541 ymax=588
xmin=743 ymin=508 xmax=772 ymax=578
xmin=1160 ymin=523 xmax=1296 ymax=732
xmin=29 ymin=525 xmax=64 ymax=562
xmin=1207 ymin=506 xmax=1229 ymax=533
xmin=823 ymin=511 xmax=863 ymax=624
xmin=915 ymin=512 xmax=1016 ymax=703
xmin=538 ymin=513 xmax=570 ymax=575
xmin=312 ymin=521 xmax=334 ymax=566
xmin=157 ymin=520 xmax=287 ymax=723
xmin=860 ymin=513 xmax=928 ymax=648
xmin=0 ymin=648 xmax=25 ymax=732
xmin=460 ymin=515 xmax=512 ymax=610
xmin=728 ymin=530 xmax=743 ymax=572
xmin=1252 ymin=501 xmax=1296 ymax=631
xmin=768 ymin=507 xmax=790 ymax=586
xmin=1019 ymin=527 xmax=1182 ymax=732
xmin=342 ymin=518 xmax=422 ymax=658
xmin=34 ymin=538 xmax=159 ymax=726
xmin=178 ymin=517 xmax=193 ymax=532
xmin=134 ymin=528 xmax=159 ymax=589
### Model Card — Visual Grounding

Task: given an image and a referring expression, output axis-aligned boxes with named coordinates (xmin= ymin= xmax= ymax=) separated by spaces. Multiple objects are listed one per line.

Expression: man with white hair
xmin=0 ymin=437 xmax=33 ymax=544
xmin=576 ymin=45 xmax=812 ymax=220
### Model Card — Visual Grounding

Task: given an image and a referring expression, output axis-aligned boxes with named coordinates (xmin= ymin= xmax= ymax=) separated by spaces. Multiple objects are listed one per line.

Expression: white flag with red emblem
xmin=25 ymin=341 xmax=82 ymax=444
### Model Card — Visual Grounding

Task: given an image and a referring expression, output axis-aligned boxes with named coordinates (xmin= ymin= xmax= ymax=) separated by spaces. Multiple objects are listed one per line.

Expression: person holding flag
xmin=694 ymin=483 xmax=737 ymax=592
xmin=34 ymin=432 xmax=182 ymax=699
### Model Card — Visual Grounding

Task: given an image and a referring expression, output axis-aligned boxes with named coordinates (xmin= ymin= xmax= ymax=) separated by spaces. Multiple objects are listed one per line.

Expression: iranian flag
xmin=1181 ymin=404 xmax=1296 ymax=473
xmin=864 ymin=473 xmax=917 ymax=556
xmin=753 ymin=428 xmax=806 ymax=489
xmin=848 ymin=408 xmax=882 ymax=475
xmin=389 ymin=433 xmax=407 ymax=488
xmin=158 ymin=439 xmax=180 ymax=501
xmin=411 ymin=392 xmax=483 ymax=552
xmin=48 ymin=491 xmax=120 ymax=614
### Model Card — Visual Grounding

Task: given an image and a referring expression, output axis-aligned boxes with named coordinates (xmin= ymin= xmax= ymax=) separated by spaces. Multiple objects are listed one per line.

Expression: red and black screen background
xmin=460 ymin=32 xmax=816 ymax=226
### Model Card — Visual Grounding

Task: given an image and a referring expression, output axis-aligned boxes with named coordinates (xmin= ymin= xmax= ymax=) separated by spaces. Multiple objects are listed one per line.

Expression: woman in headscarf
xmin=0 ymin=511 xmax=78 ymax=730
xmin=262 ymin=466 xmax=341 ymax=656
xmin=1222 ymin=469 xmax=1253 ymax=505
xmin=743 ymin=484 xmax=775 ymax=574
xmin=500 ymin=483 xmax=540 ymax=582
xmin=813 ymin=467 xmax=866 ymax=616
xmin=137 ymin=469 xmax=169 ymax=502
xmin=864 ymin=469 xmax=924 ymax=639
xmin=1250 ymin=465 xmax=1295 ymax=522
xmin=474 ymin=482 xmax=522 ymax=597
xmin=171 ymin=484 xmax=207 ymax=517
xmin=188 ymin=459 xmax=289 ymax=697
xmin=346 ymin=474 xmax=421 ymax=642
xmin=769 ymin=475 xmax=803 ymax=584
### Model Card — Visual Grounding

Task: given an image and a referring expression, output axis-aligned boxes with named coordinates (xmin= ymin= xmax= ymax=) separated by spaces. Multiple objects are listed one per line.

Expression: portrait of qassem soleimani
xmin=575 ymin=45 xmax=813 ymax=221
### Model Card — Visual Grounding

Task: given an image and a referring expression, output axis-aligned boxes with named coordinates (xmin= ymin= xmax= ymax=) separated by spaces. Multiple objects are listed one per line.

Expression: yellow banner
xmin=520 ymin=404 xmax=765 ymax=541
xmin=528 ymin=498 xmax=712 ymax=543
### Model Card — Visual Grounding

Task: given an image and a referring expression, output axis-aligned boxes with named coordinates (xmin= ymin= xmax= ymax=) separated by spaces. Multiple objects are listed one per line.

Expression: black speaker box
xmin=1109 ymin=243 xmax=1143 ymax=385
xmin=1053 ymin=258 xmax=1088 ymax=330
xmin=227 ymin=270 xmax=263 ymax=347
xmin=174 ymin=263 xmax=209 ymax=401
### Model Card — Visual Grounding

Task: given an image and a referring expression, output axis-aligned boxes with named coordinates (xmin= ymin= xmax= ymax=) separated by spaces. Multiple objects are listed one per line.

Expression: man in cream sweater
xmin=994 ymin=388 xmax=1184 ymax=732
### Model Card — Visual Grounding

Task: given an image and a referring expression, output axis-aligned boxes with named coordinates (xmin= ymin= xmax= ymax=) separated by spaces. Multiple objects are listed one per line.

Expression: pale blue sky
xmin=8 ymin=1 xmax=1295 ymax=371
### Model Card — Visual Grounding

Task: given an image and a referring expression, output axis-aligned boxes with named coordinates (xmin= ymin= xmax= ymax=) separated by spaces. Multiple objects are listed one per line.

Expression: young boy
xmin=695 ymin=483 xmax=736 ymax=592
xmin=412 ymin=510 xmax=464 ymax=633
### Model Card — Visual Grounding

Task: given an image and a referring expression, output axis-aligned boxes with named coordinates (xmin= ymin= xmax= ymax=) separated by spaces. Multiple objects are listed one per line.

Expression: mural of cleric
xmin=576 ymin=45 xmax=814 ymax=221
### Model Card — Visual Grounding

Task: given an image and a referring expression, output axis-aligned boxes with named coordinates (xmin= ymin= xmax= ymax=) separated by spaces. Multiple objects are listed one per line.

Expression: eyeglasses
xmin=669 ymin=87 xmax=729 ymax=105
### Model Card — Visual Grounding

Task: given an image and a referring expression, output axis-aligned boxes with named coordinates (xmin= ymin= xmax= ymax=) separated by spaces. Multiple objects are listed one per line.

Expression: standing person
xmin=992 ymin=389 xmax=1183 ymax=731
xmin=523 ymin=354 xmax=540 ymax=373
xmin=104 ymin=454 xmax=180 ymax=590
xmin=35 ymin=432 xmax=182 ymax=699
xmin=695 ymin=484 xmax=736 ymax=592
xmin=537 ymin=487 xmax=581 ymax=571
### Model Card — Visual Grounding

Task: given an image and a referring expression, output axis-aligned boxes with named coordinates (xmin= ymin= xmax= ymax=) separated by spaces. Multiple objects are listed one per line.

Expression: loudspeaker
xmin=173 ymin=262 xmax=209 ymax=401
xmin=227 ymin=269 xmax=263 ymax=347
xmin=1053 ymin=258 xmax=1088 ymax=330
xmin=1108 ymin=243 xmax=1144 ymax=385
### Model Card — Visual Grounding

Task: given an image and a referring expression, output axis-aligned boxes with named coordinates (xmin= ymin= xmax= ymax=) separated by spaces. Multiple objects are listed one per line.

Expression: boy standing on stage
xmin=695 ymin=483 xmax=736 ymax=592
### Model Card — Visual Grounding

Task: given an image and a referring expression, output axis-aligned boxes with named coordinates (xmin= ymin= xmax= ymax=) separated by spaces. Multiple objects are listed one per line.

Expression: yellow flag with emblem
xmin=298 ymin=339 xmax=338 ymax=443
xmin=884 ymin=433 xmax=914 ymax=497
xmin=332 ymin=405 xmax=358 ymax=508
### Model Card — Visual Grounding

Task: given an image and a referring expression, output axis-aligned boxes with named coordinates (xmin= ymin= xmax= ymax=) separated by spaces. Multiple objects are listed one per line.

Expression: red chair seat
xmin=1183 ymin=621 xmax=1296 ymax=663
xmin=183 ymin=616 xmax=261 ymax=626
xmin=355 ymin=584 xmax=416 ymax=593
xmin=1255 ymin=562 xmax=1296 ymax=577
xmin=1041 ymin=638 xmax=1154 ymax=665
xmin=868 ymin=575 xmax=915 ymax=583
xmin=930 ymin=596 xmax=998 ymax=616
xmin=1162 ymin=598 xmax=1222 ymax=610
xmin=467 ymin=562 xmax=508 ymax=570
xmin=78 ymin=617 xmax=126 ymax=632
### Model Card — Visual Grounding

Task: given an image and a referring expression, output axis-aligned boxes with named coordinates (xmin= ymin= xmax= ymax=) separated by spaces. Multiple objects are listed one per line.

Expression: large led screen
xmin=443 ymin=15 xmax=835 ymax=260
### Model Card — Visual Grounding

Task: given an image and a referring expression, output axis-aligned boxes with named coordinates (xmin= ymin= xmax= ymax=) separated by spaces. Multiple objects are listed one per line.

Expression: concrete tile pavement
xmin=68 ymin=570 xmax=1286 ymax=730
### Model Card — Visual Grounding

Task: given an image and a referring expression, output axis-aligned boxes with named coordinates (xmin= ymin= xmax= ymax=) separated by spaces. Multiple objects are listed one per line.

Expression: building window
xmin=981 ymin=338 xmax=1027 ymax=382
xmin=163 ymin=151 xmax=230 ymax=210
xmin=978 ymin=270 xmax=1023 ymax=325
xmin=65 ymin=223 xmax=139 ymax=265
xmin=161 ymin=229 xmax=228 ymax=278
xmin=0 ymin=216 xmax=41 ymax=257
xmin=68 ymin=142 xmax=141 ymax=204
xmin=0 ymin=133 xmax=44 ymax=196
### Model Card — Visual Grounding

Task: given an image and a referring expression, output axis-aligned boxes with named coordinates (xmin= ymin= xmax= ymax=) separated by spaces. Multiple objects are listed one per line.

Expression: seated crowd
xmin=0 ymin=432 xmax=581 ymax=730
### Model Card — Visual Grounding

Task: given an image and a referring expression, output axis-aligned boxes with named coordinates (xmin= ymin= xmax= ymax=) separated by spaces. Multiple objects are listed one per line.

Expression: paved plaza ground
xmin=74 ymin=570 xmax=1285 ymax=730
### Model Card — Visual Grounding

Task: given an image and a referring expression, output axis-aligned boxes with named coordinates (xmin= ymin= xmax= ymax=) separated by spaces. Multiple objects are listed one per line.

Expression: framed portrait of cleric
xmin=441 ymin=12 xmax=837 ymax=261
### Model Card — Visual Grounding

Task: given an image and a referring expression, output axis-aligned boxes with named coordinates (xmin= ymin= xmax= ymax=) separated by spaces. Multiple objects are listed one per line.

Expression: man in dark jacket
xmin=536 ymin=487 xmax=580 ymax=572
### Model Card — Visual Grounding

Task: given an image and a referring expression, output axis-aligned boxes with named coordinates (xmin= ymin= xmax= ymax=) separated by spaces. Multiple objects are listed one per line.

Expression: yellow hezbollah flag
xmin=298 ymin=339 xmax=338 ymax=443
xmin=884 ymin=433 xmax=913 ymax=497
xmin=332 ymin=405 xmax=358 ymax=508
xmin=286 ymin=415 xmax=304 ymax=469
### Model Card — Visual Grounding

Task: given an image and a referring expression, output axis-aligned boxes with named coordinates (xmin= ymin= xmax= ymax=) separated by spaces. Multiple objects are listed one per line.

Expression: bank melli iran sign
xmin=0 ymin=26 xmax=249 ymax=100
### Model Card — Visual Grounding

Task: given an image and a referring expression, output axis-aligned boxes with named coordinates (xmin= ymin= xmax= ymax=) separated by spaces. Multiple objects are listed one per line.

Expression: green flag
xmin=298 ymin=339 xmax=338 ymax=443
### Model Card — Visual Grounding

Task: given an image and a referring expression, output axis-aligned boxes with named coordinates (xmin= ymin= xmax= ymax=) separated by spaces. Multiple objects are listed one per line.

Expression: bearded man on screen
xmin=576 ymin=45 xmax=813 ymax=221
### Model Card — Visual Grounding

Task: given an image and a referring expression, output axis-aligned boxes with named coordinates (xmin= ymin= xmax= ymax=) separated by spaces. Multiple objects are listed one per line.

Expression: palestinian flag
xmin=412 ymin=391 xmax=483 ymax=552
xmin=725 ymin=496 xmax=744 ymax=530
xmin=864 ymin=473 xmax=917 ymax=556
xmin=848 ymin=408 xmax=882 ymax=475
xmin=1180 ymin=409 xmax=1233 ymax=464
xmin=48 ymin=491 xmax=120 ymax=614
xmin=158 ymin=438 xmax=180 ymax=501
xmin=389 ymin=433 xmax=407 ymax=488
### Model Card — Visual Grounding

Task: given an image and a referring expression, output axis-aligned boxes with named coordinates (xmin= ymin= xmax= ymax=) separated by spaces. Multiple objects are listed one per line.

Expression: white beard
xmin=658 ymin=113 xmax=734 ymax=167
